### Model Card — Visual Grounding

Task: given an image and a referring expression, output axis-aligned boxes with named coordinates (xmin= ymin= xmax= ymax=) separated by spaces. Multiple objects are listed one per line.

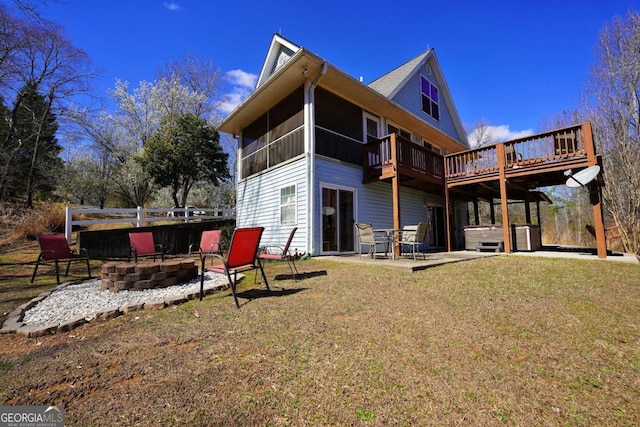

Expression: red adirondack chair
xmin=128 ymin=232 xmax=164 ymax=263
xmin=31 ymin=234 xmax=92 ymax=285
xmin=199 ymin=227 xmax=268 ymax=308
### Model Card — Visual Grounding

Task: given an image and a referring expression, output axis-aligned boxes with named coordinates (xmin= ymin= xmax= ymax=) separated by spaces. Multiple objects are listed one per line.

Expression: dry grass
xmin=0 ymin=202 xmax=67 ymax=247
xmin=1 ymin=255 xmax=638 ymax=426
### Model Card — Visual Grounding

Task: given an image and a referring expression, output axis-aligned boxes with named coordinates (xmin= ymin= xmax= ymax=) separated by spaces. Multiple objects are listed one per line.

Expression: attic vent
xmin=276 ymin=51 xmax=290 ymax=70
xmin=424 ymin=64 xmax=432 ymax=75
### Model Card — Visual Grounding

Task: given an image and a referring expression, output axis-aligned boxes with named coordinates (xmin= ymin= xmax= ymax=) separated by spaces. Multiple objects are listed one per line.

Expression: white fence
xmin=65 ymin=206 xmax=235 ymax=243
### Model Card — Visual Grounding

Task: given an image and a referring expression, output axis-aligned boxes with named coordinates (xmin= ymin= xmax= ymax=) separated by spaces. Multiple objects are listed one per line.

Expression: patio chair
xmin=355 ymin=223 xmax=391 ymax=259
xmin=257 ymin=227 xmax=300 ymax=281
xmin=398 ymin=222 xmax=428 ymax=260
xmin=31 ymin=234 xmax=92 ymax=285
xmin=199 ymin=227 xmax=269 ymax=308
xmin=128 ymin=232 xmax=164 ymax=263
xmin=189 ymin=229 xmax=223 ymax=264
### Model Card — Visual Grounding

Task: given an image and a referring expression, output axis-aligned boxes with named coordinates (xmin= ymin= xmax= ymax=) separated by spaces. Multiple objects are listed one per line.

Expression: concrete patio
xmin=319 ymin=246 xmax=638 ymax=272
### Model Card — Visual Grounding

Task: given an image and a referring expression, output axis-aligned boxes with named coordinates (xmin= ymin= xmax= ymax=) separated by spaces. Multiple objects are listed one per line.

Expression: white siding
xmin=236 ymin=158 xmax=308 ymax=253
xmin=236 ymin=158 xmax=462 ymax=257
xmin=314 ymin=157 xmax=446 ymax=253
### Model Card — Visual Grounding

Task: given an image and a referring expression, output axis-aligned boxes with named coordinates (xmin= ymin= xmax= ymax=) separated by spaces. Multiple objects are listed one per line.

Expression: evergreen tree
xmin=12 ymin=83 xmax=62 ymax=206
xmin=140 ymin=113 xmax=230 ymax=207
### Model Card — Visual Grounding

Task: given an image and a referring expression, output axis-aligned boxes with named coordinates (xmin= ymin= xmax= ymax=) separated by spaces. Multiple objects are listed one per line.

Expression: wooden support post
xmin=525 ymin=201 xmax=532 ymax=224
xmin=445 ymin=183 xmax=452 ymax=252
xmin=497 ymin=144 xmax=511 ymax=253
xmin=583 ymin=122 xmax=606 ymax=258
xmin=591 ymin=181 xmax=607 ymax=258
xmin=390 ymin=134 xmax=401 ymax=257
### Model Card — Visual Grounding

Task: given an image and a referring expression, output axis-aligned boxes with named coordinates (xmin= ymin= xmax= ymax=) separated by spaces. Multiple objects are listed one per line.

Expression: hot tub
xmin=464 ymin=224 xmax=541 ymax=252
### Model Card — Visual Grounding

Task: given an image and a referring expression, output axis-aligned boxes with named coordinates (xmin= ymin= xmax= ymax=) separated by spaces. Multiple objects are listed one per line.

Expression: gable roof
xmin=219 ymin=35 xmax=469 ymax=153
xmin=368 ymin=49 xmax=468 ymax=146
xmin=256 ymin=34 xmax=301 ymax=88
xmin=368 ymin=51 xmax=430 ymax=97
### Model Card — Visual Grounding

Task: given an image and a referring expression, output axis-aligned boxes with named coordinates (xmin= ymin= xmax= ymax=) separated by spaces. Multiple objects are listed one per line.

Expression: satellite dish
xmin=565 ymin=165 xmax=600 ymax=188
xmin=322 ymin=206 xmax=336 ymax=216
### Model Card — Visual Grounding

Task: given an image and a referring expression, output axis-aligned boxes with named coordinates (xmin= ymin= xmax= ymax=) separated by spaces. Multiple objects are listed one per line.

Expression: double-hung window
xmin=280 ymin=185 xmax=297 ymax=225
xmin=420 ymin=75 xmax=440 ymax=121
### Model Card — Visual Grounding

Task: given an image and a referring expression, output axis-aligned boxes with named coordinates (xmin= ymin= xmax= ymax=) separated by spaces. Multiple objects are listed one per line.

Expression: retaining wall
xmin=78 ymin=219 xmax=235 ymax=259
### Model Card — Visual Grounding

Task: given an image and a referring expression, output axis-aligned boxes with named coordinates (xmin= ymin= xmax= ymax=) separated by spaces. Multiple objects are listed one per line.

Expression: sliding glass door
xmin=426 ymin=205 xmax=446 ymax=248
xmin=321 ymin=186 xmax=355 ymax=253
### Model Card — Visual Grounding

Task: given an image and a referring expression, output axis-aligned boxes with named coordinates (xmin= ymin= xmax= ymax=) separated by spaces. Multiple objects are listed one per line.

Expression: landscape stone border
xmin=0 ymin=277 xmax=228 ymax=338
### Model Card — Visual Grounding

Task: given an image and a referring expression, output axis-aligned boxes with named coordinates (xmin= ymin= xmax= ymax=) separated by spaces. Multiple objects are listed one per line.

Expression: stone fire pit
xmin=101 ymin=259 xmax=198 ymax=292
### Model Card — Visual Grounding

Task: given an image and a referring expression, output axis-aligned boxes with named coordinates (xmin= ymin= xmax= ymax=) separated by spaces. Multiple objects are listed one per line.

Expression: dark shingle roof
xmin=368 ymin=50 xmax=430 ymax=97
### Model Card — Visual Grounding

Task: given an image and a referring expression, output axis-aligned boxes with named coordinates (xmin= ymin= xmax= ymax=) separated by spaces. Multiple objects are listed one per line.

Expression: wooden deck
xmin=445 ymin=123 xmax=597 ymax=194
xmin=359 ymin=122 xmax=608 ymax=259
xmin=363 ymin=133 xmax=444 ymax=192
xmin=361 ymin=123 xmax=597 ymax=195
xmin=443 ymin=122 xmax=607 ymax=258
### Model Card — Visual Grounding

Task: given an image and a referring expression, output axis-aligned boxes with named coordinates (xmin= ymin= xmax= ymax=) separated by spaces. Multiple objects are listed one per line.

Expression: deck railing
xmin=240 ymin=126 xmax=304 ymax=179
xmin=445 ymin=123 xmax=589 ymax=180
xmin=364 ymin=133 xmax=444 ymax=181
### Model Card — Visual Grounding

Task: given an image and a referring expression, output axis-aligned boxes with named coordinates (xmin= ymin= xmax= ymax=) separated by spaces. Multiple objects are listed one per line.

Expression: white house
xmin=219 ymin=34 xmax=470 ymax=256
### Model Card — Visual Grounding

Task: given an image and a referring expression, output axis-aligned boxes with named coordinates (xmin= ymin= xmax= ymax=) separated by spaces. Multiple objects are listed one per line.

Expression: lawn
xmin=1 ymin=254 xmax=639 ymax=426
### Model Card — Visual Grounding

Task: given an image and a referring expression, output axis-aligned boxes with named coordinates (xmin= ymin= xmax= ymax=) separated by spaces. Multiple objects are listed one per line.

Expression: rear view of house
xmin=219 ymin=34 xmax=470 ymax=256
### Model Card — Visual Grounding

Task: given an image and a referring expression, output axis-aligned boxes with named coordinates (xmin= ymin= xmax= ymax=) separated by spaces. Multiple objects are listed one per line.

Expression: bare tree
xmin=10 ymin=0 xmax=56 ymax=21
xmin=66 ymin=108 xmax=128 ymax=162
xmin=156 ymin=53 xmax=222 ymax=120
xmin=0 ymin=5 xmax=94 ymax=203
xmin=111 ymin=157 xmax=156 ymax=208
xmin=0 ymin=3 xmax=30 ymax=199
xmin=537 ymin=111 xmax=596 ymax=246
xmin=585 ymin=10 xmax=640 ymax=254
xmin=466 ymin=119 xmax=498 ymax=148
xmin=0 ymin=4 xmax=28 ymax=88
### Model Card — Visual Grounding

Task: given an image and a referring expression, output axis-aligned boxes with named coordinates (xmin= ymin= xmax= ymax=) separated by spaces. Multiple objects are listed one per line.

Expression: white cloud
xmin=467 ymin=125 xmax=534 ymax=147
xmin=218 ymin=70 xmax=259 ymax=114
xmin=163 ymin=2 xmax=181 ymax=11
xmin=218 ymin=89 xmax=252 ymax=115
xmin=225 ymin=69 xmax=258 ymax=89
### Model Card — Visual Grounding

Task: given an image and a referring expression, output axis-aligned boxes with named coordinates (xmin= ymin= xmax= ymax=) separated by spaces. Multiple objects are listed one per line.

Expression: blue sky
xmin=39 ymin=0 xmax=637 ymax=141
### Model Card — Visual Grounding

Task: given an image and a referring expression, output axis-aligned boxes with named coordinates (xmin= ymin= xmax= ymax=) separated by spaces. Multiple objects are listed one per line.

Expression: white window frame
xmin=279 ymin=184 xmax=297 ymax=225
xmin=363 ymin=112 xmax=381 ymax=143
xmin=320 ymin=182 xmax=358 ymax=254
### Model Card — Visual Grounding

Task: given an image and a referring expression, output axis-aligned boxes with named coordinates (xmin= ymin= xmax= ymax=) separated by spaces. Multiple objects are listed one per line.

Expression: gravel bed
xmin=22 ymin=273 xmax=229 ymax=326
